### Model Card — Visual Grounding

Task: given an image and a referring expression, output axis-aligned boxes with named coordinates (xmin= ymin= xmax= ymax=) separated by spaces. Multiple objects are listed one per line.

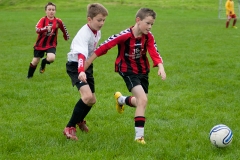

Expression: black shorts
xmin=66 ymin=61 xmax=95 ymax=93
xmin=120 ymin=73 xmax=149 ymax=93
xmin=34 ymin=47 xmax=56 ymax=58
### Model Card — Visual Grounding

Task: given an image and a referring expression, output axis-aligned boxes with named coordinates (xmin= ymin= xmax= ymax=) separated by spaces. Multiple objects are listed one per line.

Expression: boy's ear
xmin=136 ymin=17 xmax=141 ymax=23
xmin=87 ymin=17 xmax=92 ymax=22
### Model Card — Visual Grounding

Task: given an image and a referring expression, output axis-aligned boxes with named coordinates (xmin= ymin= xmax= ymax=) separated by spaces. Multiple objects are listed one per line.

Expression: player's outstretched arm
xmin=157 ymin=63 xmax=166 ymax=80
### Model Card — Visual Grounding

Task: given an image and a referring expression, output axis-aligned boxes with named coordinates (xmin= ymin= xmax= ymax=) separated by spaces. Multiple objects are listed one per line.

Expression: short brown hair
xmin=87 ymin=3 xmax=108 ymax=18
xmin=136 ymin=8 xmax=156 ymax=20
xmin=45 ymin=2 xmax=56 ymax=10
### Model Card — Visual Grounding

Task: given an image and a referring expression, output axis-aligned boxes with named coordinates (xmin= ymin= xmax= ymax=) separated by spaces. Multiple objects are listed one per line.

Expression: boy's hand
xmin=157 ymin=63 xmax=166 ymax=80
xmin=46 ymin=25 xmax=52 ymax=32
xmin=158 ymin=68 xmax=166 ymax=80
xmin=229 ymin=11 xmax=232 ymax=15
xmin=78 ymin=72 xmax=87 ymax=83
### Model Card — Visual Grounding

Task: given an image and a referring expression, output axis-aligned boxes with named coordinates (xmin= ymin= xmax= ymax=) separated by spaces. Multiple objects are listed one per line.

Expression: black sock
xmin=27 ymin=63 xmax=36 ymax=78
xmin=66 ymin=99 xmax=88 ymax=127
xmin=125 ymin=96 xmax=135 ymax=107
xmin=41 ymin=58 xmax=50 ymax=69
xmin=134 ymin=116 xmax=145 ymax=127
xmin=81 ymin=105 xmax=92 ymax=121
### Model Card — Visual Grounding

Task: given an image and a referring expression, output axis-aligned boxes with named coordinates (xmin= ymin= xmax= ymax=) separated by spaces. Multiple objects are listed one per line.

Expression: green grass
xmin=1 ymin=0 xmax=240 ymax=159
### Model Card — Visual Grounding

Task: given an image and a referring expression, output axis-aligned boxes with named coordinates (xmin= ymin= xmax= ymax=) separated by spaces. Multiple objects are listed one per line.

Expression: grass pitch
xmin=0 ymin=0 xmax=240 ymax=159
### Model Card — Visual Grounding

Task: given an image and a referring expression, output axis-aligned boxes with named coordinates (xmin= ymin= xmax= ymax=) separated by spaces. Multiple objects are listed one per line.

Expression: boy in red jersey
xmin=27 ymin=2 xmax=69 ymax=78
xmin=225 ymin=0 xmax=237 ymax=28
xmin=63 ymin=3 xmax=108 ymax=140
xmin=81 ymin=8 xmax=166 ymax=144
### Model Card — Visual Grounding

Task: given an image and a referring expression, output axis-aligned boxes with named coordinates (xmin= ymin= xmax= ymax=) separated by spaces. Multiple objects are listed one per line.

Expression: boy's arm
xmin=58 ymin=19 xmax=70 ymax=40
xmin=78 ymin=54 xmax=87 ymax=83
xmin=147 ymin=35 xmax=163 ymax=67
xmin=36 ymin=17 xmax=48 ymax=34
xmin=80 ymin=32 xmax=123 ymax=81
xmin=85 ymin=53 xmax=98 ymax=70
xmin=79 ymin=53 xmax=98 ymax=83
xmin=146 ymin=34 xmax=166 ymax=80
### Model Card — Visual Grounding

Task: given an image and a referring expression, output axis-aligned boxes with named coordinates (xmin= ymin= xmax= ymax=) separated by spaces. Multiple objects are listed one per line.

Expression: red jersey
xmin=94 ymin=27 xmax=163 ymax=75
xmin=34 ymin=16 xmax=69 ymax=50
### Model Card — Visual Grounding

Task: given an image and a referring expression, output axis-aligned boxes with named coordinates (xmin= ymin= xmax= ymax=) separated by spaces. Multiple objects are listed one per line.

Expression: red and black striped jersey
xmin=34 ymin=16 xmax=69 ymax=50
xmin=94 ymin=26 xmax=163 ymax=75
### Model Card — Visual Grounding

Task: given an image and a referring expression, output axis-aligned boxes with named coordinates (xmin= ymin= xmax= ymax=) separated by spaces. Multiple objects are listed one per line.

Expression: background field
xmin=0 ymin=0 xmax=240 ymax=159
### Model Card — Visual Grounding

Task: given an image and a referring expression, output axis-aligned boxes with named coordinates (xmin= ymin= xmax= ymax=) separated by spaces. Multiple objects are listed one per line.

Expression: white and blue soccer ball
xmin=209 ymin=124 xmax=233 ymax=148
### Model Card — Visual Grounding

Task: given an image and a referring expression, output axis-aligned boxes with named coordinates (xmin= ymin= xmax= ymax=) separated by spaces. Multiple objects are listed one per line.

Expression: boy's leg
xmin=76 ymin=70 xmax=95 ymax=132
xmin=27 ymin=63 xmax=37 ymax=78
xmin=115 ymin=91 xmax=138 ymax=113
xmin=63 ymin=98 xmax=89 ymax=140
xmin=64 ymin=63 xmax=96 ymax=139
xmin=117 ymin=86 xmax=147 ymax=144
xmin=233 ymin=18 xmax=237 ymax=28
xmin=77 ymin=90 xmax=95 ymax=132
xmin=116 ymin=74 xmax=148 ymax=144
xmin=226 ymin=20 xmax=230 ymax=28
xmin=27 ymin=57 xmax=40 ymax=78
xmin=66 ymin=98 xmax=88 ymax=127
xmin=226 ymin=15 xmax=231 ymax=28
xmin=134 ymin=116 xmax=146 ymax=144
xmin=40 ymin=58 xmax=50 ymax=73
xmin=131 ymin=85 xmax=147 ymax=144
xmin=77 ymin=105 xmax=92 ymax=132
xmin=40 ymin=48 xmax=56 ymax=73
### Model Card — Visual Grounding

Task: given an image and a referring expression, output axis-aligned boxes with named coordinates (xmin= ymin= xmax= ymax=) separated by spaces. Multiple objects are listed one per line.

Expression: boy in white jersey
xmin=63 ymin=3 xmax=108 ymax=140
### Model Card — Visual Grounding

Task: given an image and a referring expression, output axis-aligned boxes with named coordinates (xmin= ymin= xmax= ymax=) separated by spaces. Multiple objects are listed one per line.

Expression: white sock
xmin=135 ymin=127 xmax=144 ymax=140
xmin=118 ymin=96 xmax=126 ymax=105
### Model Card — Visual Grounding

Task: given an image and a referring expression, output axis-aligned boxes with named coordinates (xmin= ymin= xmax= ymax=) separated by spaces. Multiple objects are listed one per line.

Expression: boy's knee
xmin=82 ymin=95 xmax=96 ymax=106
xmin=47 ymin=58 xmax=55 ymax=63
xmin=137 ymin=96 xmax=148 ymax=106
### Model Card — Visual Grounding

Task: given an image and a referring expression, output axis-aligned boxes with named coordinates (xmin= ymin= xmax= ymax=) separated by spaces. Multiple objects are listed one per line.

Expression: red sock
xmin=226 ymin=21 xmax=229 ymax=28
xmin=233 ymin=19 xmax=237 ymax=26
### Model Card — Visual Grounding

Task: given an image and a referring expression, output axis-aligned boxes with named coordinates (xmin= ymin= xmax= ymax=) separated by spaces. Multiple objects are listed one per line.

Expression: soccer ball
xmin=209 ymin=124 xmax=233 ymax=148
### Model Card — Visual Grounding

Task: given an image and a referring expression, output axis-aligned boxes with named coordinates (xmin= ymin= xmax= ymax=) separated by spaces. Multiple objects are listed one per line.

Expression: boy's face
xmin=45 ymin=5 xmax=56 ymax=18
xmin=88 ymin=14 xmax=107 ymax=31
xmin=137 ymin=16 xmax=155 ymax=35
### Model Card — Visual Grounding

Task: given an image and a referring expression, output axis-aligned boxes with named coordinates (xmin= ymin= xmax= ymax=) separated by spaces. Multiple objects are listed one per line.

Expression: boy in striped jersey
xmin=27 ymin=2 xmax=69 ymax=78
xmin=81 ymin=8 xmax=166 ymax=144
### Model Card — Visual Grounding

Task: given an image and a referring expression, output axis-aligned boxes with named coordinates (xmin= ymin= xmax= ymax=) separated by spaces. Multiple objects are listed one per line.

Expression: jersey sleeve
xmin=147 ymin=33 xmax=163 ymax=67
xmin=94 ymin=33 xmax=125 ymax=56
xmin=57 ymin=18 xmax=70 ymax=40
xmin=35 ymin=17 xmax=48 ymax=34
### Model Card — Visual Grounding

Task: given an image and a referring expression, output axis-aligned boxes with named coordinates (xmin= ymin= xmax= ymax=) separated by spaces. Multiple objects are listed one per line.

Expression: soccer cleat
xmin=39 ymin=66 xmax=45 ymax=73
xmin=232 ymin=26 xmax=237 ymax=29
xmin=63 ymin=127 xmax=78 ymax=140
xmin=114 ymin=92 xmax=124 ymax=114
xmin=135 ymin=137 xmax=146 ymax=144
xmin=39 ymin=60 xmax=46 ymax=73
xmin=77 ymin=120 xmax=89 ymax=132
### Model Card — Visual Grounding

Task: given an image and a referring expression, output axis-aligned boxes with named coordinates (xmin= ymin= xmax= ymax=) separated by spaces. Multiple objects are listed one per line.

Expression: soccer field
xmin=0 ymin=0 xmax=240 ymax=159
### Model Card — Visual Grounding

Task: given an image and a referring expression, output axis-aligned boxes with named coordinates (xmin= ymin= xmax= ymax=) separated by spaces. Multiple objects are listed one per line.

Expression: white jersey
xmin=67 ymin=24 xmax=101 ymax=62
